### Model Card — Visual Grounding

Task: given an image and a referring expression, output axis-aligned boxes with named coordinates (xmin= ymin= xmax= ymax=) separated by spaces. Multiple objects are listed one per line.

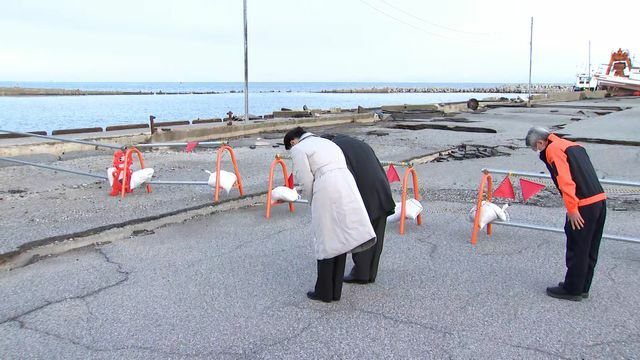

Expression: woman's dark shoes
xmin=546 ymin=286 xmax=582 ymax=301
xmin=558 ymin=282 xmax=589 ymax=298
xmin=306 ymin=291 xmax=331 ymax=303
xmin=343 ymin=274 xmax=370 ymax=284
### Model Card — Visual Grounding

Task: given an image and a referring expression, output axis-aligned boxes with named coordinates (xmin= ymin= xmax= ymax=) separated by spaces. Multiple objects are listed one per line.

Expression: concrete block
xmin=106 ymin=124 xmax=149 ymax=131
xmin=52 ymin=127 xmax=103 ymax=135
xmin=192 ymin=118 xmax=222 ymax=124
xmin=154 ymin=120 xmax=190 ymax=127
xmin=272 ymin=111 xmax=312 ymax=118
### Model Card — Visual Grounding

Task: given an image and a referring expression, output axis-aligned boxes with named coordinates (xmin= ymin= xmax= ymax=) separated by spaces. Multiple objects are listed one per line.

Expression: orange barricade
xmin=214 ymin=144 xmax=244 ymax=202
xmin=265 ymin=155 xmax=295 ymax=219
xmin=470 ymin=171 xmax=493 ymax=245
xmin=121 ymin=147 xmax=152 ymax=198
xmin=399 ymin=166 xmax=423 ymax=235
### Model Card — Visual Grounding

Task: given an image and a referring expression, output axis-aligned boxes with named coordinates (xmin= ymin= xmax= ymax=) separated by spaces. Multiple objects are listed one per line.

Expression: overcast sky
xmin=1 ymin=0 xmax=638 ymax=83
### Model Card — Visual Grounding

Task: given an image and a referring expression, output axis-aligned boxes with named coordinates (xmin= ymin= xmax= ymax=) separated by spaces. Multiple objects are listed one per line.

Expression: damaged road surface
xmin=1 ymin=97 xmax=640 ymax=358
xmin=1 ymin=201 xmax=639 ymax=359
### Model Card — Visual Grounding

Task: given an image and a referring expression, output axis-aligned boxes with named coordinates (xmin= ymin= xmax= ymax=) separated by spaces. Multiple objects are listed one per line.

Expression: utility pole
xmin=528 ymin=17 xmax=533 ymax=106
xmin=243 ymin=0 xmax=249 ymax=121
xmin=589 ymin=40 xmax=591 ymax=75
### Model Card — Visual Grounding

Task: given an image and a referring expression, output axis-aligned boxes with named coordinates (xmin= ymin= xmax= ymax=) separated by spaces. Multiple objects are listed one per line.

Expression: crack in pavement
xmin=2 ymin=246 xmax=235 ymax=358
xmin=585 ymin=335 xmax=640 ymax=348
xmin=498 ymin=341 xmax=572 ymax=360
xmin=0 ymin=246 xmax=129 ymax=327
xmin=209 ymin=300 xmax=325 ymax=358
xmin=228 ymin=226 xmax=301 ymax=255
xmin=415 ymin=238 xmax=439 ymax=258
xmin=246 ymin=315 xmax=324 ymax=357
xmin=10 ymin=319 xmax=227 ymax=358
xmin=356 ymin=308 xmax=455 ymax=337
xmin=285 ymin=301 xmax=454 ymax=338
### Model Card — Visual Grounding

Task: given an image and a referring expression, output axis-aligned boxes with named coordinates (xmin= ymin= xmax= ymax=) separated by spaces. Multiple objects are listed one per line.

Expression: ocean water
xmin=0 ymin=82 xmax=521 ymax=132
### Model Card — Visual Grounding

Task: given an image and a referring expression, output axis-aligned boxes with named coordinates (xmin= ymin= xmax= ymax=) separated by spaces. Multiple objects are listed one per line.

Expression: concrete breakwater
xmin=319 ymin=84 xmax=572 ymax=94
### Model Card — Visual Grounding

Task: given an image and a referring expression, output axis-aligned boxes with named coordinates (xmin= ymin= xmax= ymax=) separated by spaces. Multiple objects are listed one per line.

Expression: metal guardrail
xmin=1 ymin=129 xmax=226 ymax=151
xmin=147 ymin=180 xmax=209 ymax=185
xmin=0 ymin=156 xmax=109 ymax=180
xmin=482 ymin=168 xmax=640 ymax=188
xmin=135 ymin=142 xmax=224 ymax=148
xmin=0 ymin=129 xmax=123 ymax=150
xmin=475 ymin=168 xmax=640 ymax=245
xmin=492 ymin=220 xmax=640 ymax=245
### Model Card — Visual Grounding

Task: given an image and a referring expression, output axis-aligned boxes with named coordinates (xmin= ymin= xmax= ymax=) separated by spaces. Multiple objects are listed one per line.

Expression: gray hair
xmin=525 ymin=126 xmax=550 ymax=148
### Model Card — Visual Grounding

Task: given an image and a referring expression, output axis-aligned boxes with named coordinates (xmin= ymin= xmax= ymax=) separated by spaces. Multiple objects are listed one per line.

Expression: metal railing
xmin=482 ymin=168 xmax=640 ymax=188
xmin=0 ymin=129 xmax=123 ymax=150
xmin=0 ymin=157 xmax=109 ymax=180
xmin=473 ymin=168 xmax=640 ymax=245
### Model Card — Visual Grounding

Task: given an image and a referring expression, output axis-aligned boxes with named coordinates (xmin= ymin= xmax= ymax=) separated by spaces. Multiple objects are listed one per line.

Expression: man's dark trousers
xmin=563 ymin=200 xmax=607 ymax=295
xmin=351 ymin=216 xmax=386 ymax=282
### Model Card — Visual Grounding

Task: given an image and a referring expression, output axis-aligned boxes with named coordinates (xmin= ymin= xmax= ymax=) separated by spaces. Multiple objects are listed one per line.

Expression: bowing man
xmin=323 ymin=134 xmax=395 ymax=284
xmin=284 ymin=127 xmax=376 ymax=303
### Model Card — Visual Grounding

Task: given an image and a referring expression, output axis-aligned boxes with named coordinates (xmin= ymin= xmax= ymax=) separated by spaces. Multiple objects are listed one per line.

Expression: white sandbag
xmin=206 ymin=170 xmax=237 ymax=193
xmin=129 ymin=168 xmax=154 ymax=189
xmin=387 ymin=199 xmax=424 ymax=223
xmin=404 ymin=198 xmax=424 ymax=220
xmin=271 ymin=186 xmax=299 ymax=202
xmin=107 ymin=167 xmax=116 ymax=186
xmin=468 ymin=201 xmax=510 ymax=229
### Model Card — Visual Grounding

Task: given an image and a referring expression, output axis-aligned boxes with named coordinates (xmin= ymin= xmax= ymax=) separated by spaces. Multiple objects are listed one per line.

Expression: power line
xmin=376 ymin=0 xmax=494 ymax=36
xmin=357 ymin=0 xmax=452 ymax=40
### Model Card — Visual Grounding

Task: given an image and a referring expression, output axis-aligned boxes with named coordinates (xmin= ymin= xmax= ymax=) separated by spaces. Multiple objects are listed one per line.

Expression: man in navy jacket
xmin=323 ymin=134 xmax=396 ymax=284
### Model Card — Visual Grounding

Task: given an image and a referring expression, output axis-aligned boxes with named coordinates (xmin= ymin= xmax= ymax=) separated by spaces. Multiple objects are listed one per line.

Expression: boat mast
xmin=588 ymin=40 xmax=591 ymax=75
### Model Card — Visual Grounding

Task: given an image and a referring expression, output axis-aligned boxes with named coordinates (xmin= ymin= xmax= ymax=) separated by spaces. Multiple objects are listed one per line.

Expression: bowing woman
xmin=284 ymin=127 xmax=376 ymax=303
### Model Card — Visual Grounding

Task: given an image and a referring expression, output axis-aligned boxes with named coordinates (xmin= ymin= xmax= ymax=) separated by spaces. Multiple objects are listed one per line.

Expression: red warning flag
xmin=185 ymin=141 xmax=199 ymax=153
xmin=287 ymin=173 xmax=294 ymax=189
xmin=520 ymin=178 xmax=545 ymax=202
xmin=386 ymin=164 xmax=401 ymax=183
xmin=493 ymin=175 xmax=515 ymax=200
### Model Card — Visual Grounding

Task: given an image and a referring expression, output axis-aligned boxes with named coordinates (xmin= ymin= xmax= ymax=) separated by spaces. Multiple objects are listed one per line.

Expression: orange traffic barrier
xmin=265 ymin=155 xmax=295 ymax=219
xmin=470 ymin=171 xmax=493 ymax=245
xmin=214 ymin=144 xmax=244 ymax=202
xmin=399 ymin=166 xmax=423 ymax=235
xmin=121 ymin=147 xmax=152 ymax=198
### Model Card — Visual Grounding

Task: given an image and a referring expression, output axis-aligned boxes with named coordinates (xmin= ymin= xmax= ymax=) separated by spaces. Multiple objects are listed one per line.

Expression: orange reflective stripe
xmin=578 ymin=193 xmax=607 ymax=207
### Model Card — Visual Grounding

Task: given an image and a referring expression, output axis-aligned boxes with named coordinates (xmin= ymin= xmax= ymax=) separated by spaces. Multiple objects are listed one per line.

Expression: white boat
xmin=593 ymin=48 xmax=640 ymax=95
xmin=594 ymin=74 xmax=640 ymax=93
xmin=574 ymin=73 xmax=597 ymax=91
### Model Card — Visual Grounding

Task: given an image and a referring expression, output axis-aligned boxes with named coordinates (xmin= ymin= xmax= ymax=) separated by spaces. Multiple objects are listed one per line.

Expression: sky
xmin=0 ymin=0 xmax=638 ymax=83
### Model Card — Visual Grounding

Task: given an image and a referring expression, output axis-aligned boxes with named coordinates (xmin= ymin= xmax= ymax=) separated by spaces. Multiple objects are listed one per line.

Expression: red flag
xmin=520 ymin=178 xmax=545 ymax=202
xmin=185 ymin=141 xmax=199 ymax=152
xmin=287 ymin=173 xmax=294 ymax=189
xmin=386 ymin=164 xmax=401 ymax=183
xmin=493 ymin=175 xmax=515 ymax=200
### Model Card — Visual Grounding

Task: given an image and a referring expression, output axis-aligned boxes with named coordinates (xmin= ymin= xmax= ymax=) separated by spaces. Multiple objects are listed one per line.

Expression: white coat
xmin=290 ymin=133 xmax=376 ymax=260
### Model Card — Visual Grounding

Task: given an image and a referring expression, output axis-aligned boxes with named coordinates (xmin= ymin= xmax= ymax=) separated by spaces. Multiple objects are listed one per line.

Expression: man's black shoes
xmin=558 ymin=282 xmax=589 ymax=298
xmin=343 ymin=274 xmax=370 ymax=284
xmin=306 ymin=291 xmax=331 ymax=303
xmin=546 ymin=286 xmax=583 ymax=301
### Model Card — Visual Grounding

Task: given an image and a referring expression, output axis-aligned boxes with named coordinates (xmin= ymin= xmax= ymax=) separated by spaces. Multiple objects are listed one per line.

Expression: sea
xmin=0 ymin=82 xmax=523 ymax=132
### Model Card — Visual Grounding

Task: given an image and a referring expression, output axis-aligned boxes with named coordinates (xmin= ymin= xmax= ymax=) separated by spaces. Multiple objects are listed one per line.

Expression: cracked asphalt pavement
xmin=1 ymin=202 xmax=639 ymax=359
xmin=1 ymin=97 xmax=640 ymax=358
